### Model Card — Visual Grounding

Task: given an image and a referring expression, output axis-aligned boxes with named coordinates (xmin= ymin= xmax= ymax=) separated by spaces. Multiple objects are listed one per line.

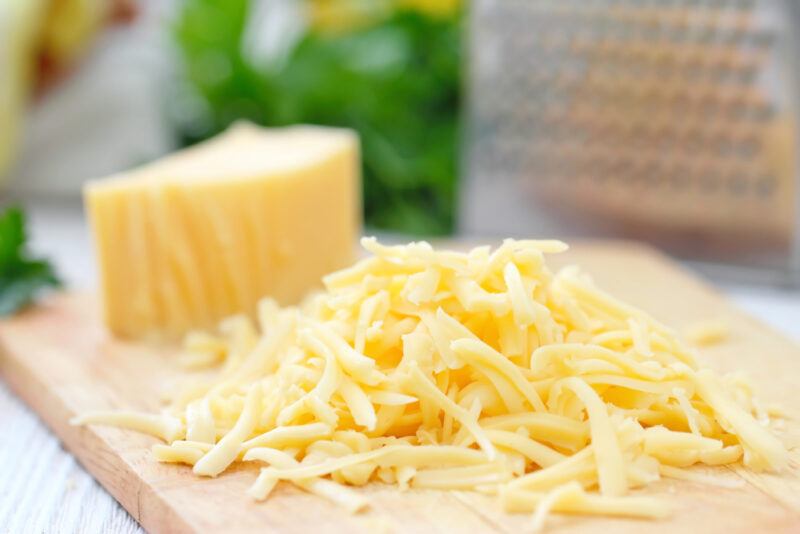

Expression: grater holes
xmin=727 ymin=172 xmax=749 ymax=196
xmin=756 ymin=175 xmax=776 ymax=198
xmin=737 ymin=135 xmax=759 ymax=158
xmin=469 ymin=0 xmax=792 ymax=248
xmin=712 ymin=134 xmax=734 ymax=157
xmin=699 ymin=171 xmax=720 ymax=193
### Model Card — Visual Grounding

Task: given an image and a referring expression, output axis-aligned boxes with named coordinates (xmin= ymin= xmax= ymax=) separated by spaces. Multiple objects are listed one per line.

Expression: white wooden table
xmin=2 ymin=199 xmax=799 ymax=533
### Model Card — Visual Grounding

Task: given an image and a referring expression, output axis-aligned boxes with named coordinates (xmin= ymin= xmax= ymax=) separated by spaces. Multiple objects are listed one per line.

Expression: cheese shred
xmin=73 ymin=238 xmax=788 ymax=525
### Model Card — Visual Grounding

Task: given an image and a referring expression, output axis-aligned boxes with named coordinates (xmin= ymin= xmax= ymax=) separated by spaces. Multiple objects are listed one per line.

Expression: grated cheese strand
xmin=692 ymin=370 xmax=788 ymax=471
xmin=559 ymin=378 xmax=628 ymax=497
xmin=193 ymin=384 xmax=263 ymax=477
xmin=402 ymin=363 xmax=497 ymax=460
xmin=70 ymin=411 xmax=183 ymax=442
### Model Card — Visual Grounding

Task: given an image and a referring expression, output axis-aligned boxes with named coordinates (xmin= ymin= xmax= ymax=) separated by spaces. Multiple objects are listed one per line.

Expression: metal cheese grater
xmin=463 ymin=0 xmax=800 ymax=284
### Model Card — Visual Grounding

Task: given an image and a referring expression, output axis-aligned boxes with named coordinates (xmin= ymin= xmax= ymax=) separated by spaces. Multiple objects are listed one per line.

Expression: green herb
xmin=172 ymin=0 xmax=461 ymax=235
xmin=0 ymin=206 xmax=61 ymax=316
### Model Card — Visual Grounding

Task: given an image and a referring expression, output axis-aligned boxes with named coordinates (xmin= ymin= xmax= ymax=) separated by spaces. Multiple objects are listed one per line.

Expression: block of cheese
xmin=85 ymin=122 xmax=360 ymax=339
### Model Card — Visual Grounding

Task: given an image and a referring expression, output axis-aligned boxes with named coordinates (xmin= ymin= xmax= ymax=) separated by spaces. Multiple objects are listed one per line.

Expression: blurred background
xmin=1 ymin=0 xmax=799 ymax=293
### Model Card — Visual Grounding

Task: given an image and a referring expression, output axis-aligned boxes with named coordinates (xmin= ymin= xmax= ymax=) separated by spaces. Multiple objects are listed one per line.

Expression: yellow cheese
xmin=85 ymin=122 xmax=360 ymax=339
xmin=74 ymin=238 xmax=788 ymax=523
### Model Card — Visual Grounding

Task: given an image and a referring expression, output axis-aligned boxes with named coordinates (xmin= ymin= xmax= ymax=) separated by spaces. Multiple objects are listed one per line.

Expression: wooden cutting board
xmin=1 ymin=242 xmax=799 ymax=534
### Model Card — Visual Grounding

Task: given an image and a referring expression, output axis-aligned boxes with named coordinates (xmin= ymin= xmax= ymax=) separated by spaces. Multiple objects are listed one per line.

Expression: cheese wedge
xmin=85 ymin=122 xmax=360 ymax=339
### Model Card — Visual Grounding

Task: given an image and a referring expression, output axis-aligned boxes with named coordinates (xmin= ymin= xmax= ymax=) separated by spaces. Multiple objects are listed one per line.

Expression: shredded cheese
xmin=501 ymin=482 xmax=671 ymax=518
xmin=193 ymin=384 xmax=263 ymax=477
xmin=73 ymin=238 xmax=788 ymax=524
xmin=71 ymin=411 xmax=183 ymax=442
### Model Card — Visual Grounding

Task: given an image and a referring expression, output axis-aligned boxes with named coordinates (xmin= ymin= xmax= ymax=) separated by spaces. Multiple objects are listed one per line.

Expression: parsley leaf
xmin=0 ymin=206 xmax=61 ymax=316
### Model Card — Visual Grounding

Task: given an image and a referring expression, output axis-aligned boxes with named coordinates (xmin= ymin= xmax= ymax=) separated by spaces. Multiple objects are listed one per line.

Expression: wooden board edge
xmin=0 ymin=334 xmax=193 ymax=534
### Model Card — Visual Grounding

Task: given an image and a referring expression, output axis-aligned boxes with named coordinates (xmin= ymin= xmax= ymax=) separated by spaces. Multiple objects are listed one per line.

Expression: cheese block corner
xmin=84 ymin=122 xmax=360 ymax=339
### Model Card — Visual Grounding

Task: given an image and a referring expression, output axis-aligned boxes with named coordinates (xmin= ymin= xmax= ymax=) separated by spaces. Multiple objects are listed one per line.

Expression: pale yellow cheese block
xmin=85 ymin=122 xmax=360 ymax=339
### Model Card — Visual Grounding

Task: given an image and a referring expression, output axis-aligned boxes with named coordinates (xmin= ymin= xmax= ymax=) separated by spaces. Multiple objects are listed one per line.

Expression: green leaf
xmin=171 ymin=2 xmax=462 ymax=236
xmin=0 ymin=206 xmax=61 ymax=316
xmin=0 ymin=206 xmax=25 ymax=269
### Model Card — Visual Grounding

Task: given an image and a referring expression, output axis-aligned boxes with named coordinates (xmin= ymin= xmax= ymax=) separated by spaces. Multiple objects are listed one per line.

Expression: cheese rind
xmin=85 ymin=122 xmax=360 ymax=339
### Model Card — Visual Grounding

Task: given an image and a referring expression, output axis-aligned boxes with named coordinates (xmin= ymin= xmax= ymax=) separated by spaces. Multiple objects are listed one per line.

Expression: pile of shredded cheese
xmin=74 ymin=238 xmax=789 ymax=524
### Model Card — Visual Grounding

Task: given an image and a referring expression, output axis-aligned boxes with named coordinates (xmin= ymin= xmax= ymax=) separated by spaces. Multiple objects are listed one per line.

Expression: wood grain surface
xmin=1 ymin=242 xmax=799 ymax=534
